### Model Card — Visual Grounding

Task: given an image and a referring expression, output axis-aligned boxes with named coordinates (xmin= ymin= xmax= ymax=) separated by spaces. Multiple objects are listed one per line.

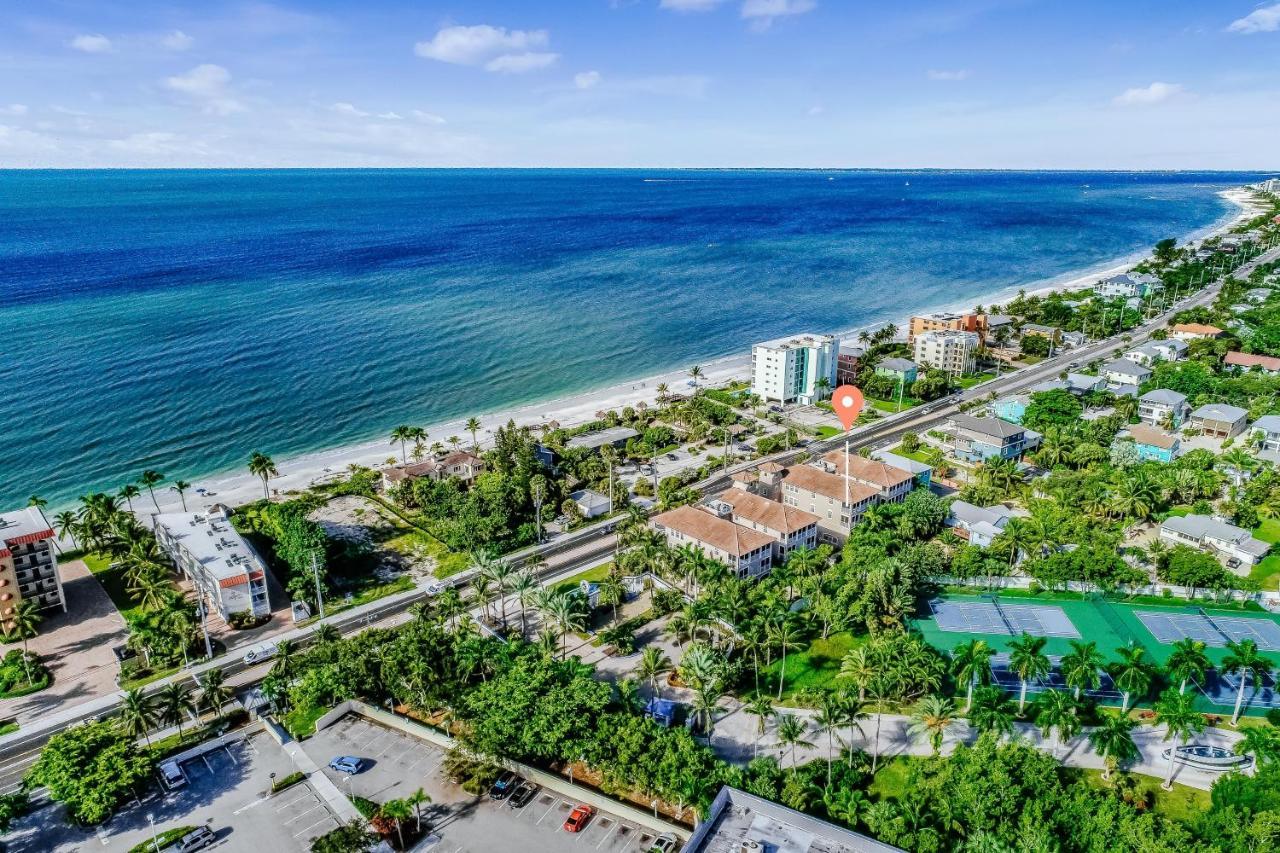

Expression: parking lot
xmin=306 ymin=714 xmax=671 ymax=853
xmin=7 ymin=731 xmax=340 ymax=852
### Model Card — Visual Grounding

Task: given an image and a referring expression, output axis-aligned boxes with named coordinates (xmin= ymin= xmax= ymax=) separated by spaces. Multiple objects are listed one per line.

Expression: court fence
xmin=935 ymin=575 xmax=1270 ymax=608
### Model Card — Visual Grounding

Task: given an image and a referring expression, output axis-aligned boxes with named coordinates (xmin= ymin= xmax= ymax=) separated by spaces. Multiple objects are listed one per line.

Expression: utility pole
xmin=197 ymin=601 xmax=213 ymax=660
xmin=311 ymin=551 xmax=326 ymax=619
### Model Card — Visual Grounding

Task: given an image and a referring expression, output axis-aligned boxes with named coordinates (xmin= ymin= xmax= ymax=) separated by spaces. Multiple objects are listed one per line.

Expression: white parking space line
xmin=274 ymin=790 xmax=317 ymax=812
xmin=596 ymin=821 xmax=620 ymax=848
xmin=284 ymin=804 xmax=325 ymax=826
xmin=536 ymin=800 xmax=559 ymax=825
xmin=294 ymin=815 xmax=336 ymax=839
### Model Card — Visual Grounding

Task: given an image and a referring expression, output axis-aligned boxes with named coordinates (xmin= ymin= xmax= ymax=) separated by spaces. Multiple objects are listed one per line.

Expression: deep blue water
xmin=0 ymin=169 xmax=1264 ymax=508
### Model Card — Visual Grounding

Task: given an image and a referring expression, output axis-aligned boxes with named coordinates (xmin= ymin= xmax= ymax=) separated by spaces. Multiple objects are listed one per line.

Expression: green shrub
xmin=272 ymin=771 xmax=306 ymax=793
xmin=129 ymin=826 xmax=195 ymax=853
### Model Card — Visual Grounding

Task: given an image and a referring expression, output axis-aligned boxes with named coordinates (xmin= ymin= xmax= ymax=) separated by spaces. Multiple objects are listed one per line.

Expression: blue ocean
xmin=0 ymin=169 xmax=1263 ymax=508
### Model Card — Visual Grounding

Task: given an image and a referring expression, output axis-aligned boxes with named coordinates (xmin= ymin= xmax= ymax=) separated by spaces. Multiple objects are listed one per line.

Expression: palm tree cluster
xmin=116 ymin=668 xmax=231 ymax=748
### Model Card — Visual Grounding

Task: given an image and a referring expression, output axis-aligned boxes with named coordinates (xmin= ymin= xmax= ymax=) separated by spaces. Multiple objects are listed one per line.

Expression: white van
xmin=243 ymin=641 xmax=278 ymax=665
xmin=159 ymin=760 xmax=187 ymax=791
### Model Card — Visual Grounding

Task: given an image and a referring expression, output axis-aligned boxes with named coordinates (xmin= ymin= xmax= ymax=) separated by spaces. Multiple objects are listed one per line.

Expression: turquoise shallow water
xmin=0 ymin=169 xmax=1261 ymax=508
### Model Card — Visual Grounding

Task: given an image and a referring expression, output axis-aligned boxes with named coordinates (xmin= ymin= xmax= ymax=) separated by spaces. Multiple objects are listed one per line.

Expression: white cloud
xmin=414 ymin=24 xmax=549 ymax=66
xmin=1112 ymin=81 xmax=1184 ymax=107
xmin=412 ymin=110 xmax=447 ymax=125
xmin=162 ymin=30 xmax=194 ymax=50
xmin=108 ymin=132 xmax=203 ymax=157
xmin=928 ymin=69 xmax=970 ymax=81
xmin=485 ymin=52 xmax=559 ymax=73
xmin=660 ymin=0 xmax=727 ymax=11
xmin=740 ymin=0 xmax=815 ymax=30
xmin=377 ymin=112 xmax=403 ymax=120
xmin=1228 ymin=3 xmax=1280 ymax=34
xmin=70 ymin=34 xmax=112 ymax=53
xmin=574 ymin=70 xmax=602 ymax=89
xmin=165 ymin=64 xmax=245 ymax=115
xmin=807 ymin=104 xmax=824 ymax=116
xmin=329 ymin=102 xmax=369 ymax=117
xmin=0 ymin=104 xmax=28 ymax=116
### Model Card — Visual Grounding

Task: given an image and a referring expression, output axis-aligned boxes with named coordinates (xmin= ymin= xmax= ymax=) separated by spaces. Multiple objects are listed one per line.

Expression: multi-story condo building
xmin=750 ymin=333 xmax=838 ymax=406
xmin=913 ymin=330 xmax=978 ymax=376
xmin=0 ymin=507 xmax=65 ymax=632
xmin=780 ymin=464 xmax=880 ymax=545
xmin=835 ymin=347 xmax=863 ymax=387
xmin=650 ymin=504 xmax=775 ymax=579
xmin=1137 ymin=389 xmax=1190 ymax=429
xmin=906 ymin=312 xmax=985 ymax=345
xmin=153 ymin=508 xmax=272 ymax=621
xmin=819 ymin=449 xmax=915 ymax=503
xmin=716 ymin=490 xmax=820 ymax=559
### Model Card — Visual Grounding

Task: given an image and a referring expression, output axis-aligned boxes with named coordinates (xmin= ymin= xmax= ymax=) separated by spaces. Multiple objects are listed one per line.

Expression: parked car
xmin=168 ymin=826 xmax=216 ymax=853
xmin=243 ymin=641 xmax=278 ymax=665
xmin=328 ymin=756 xmax=365 ymax=774
xmin=508 ymin=780 xmax=537 ymax=808
xmin=648 ymin=834 xmax=678 ymax=853
xmin=563 ymin=804 xmax=593 ymax=832
xmin=158 ymin=761 xmax=187 ymax=791
xmin=488 ymin=770 xmax=518 ymax=800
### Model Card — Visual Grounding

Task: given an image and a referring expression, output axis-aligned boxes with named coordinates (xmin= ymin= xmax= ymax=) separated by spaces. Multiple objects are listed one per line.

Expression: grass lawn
xmin=553 ymin=563 xmax=614 ymax=595
xmin=867 ymin=755 xmax=916 ymax=800
xmin=0 ymin=720 xmax=18 ymax=736
xmin=955 ymin=372 xmax=996 ymax=389
xmin=369 ymin=501 xmax=472 ymax=578
xmin=85 ymin=552 xmax=146 ymax=621
xmin=885 ymin=444 xmax=933 ymax=464
xmin=1077 ymin=769 xmax=1210 ymax=822
xmin=1249 ymin=554 xmax=1280 ymax=593
xmin=283 ymin=702 xmax=331 ymax=739
xmin=866 ymin=395 xmax=921 ymax=414
xmin=1253 ymin=518 xmax=1280 ymax=544
xmin=816 ymin=426 xmax=842 ymax=439
xmin=760 ymin=631 xmax=866 ymax=703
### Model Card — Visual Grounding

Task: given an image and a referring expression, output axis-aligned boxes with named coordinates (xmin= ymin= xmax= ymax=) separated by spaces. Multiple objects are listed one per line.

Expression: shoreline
xmin=123 ymin=187 xmax=1263 ymax=519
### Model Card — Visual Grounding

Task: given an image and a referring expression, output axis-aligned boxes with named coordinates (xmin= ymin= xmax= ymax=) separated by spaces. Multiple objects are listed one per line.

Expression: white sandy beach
xmin=141 ymin=188 xmax=1264 ymax=518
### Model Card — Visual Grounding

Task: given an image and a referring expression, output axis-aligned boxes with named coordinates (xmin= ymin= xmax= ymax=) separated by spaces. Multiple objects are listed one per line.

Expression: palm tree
xmin=170 ymin=480 xmax=192 ymax=511
xmin=200 ymin=668 xmax=232 ymax=721
xmin=54 ymin=510 xmax=79 ymax=551
xmin=637 ymin=646 xmax=673 ymax=698
xmin=1088 ymin=711 xmax=1140 ymax=781
xmin=992 ymin=517 xmax=1035 ymax=568
xmin=390 ymin=425 xmax=414 ymax=464
xmin=1166 ymin=638 xmax=1211 ymax=695
xmin=969 ymin=686 xmax=1015 ymax=738
xmin=1153 ymin=688 xmax=1206 ymax=790
xmin=951 ymin=639 xmax=996 ymax=712
xmin=272 ymin=639 xmax=297 ymax=679
xmin=742 ymin=694 xmax=775 ymax=758
xmin=464 ymin=417 xmax=482 ymax=451
xmin=1233 ymin=725 xmax=1280 ymax=768
xmin=691 ymin=685 xmax=724 ymax=738
xmin=447 ymin=435 xmax=462 ymax=451
xmin=688 ymin=365 xmax=704 ymax=395
xmin=139 ymin=470 xmax=165 ymax=513
xmin=1034 ymin=689 xmax=1081 ymax=757
xmin=909 ymin=695 xmax=957 ymax=756
xmin=248 ymin=452 xmax=278 ymax=499
xmin=1008 ymin=633 xmax=1051 ymax=715
xmin=156 ymin=681 xmax=196 ymax=740
xmin=408 ymin=427 xmax=428 ymax=461
xmin=406 ymin=787 xmax=432 ymax=832
xmin=812 ymin=693 xmax=847 ymax=788
xmin=118 ymin=483 xmax=141 ymax=514
xmin=118 ymin=688 xmax=158 ymax=747
xmin=1222 ymin=638 xmax=1272 ymax=725
xmin=544 ymin=591 xmax=588 ymax=659
xmin=1109 ymin=643 xmax=1154 ymax=714
xmin=1060 ymin=640 xmax=1104 ymax=701
xmin=379 ymin=798 xmax=413 ymax=850
xmin=508 ymin=570 xmax=539 ymax=636
xmin=313 ymin=623 xmax=340 ymax=646
xmin=3 ymin=600 xmax=43 ymax=685
xmin=774 ymin=713 xmax=813 ymax=776
xmin=769 ymin=617 xmax=804 ymax=700
xmin=655 ymin=382 xmax=670 ymax=409
xmin=597 ymin=574 xmax=626 ymax=625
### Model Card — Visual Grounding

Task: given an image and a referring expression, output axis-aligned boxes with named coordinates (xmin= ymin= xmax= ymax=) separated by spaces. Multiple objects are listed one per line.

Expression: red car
xmin=563 ymin=804 xmax=594 ymax=833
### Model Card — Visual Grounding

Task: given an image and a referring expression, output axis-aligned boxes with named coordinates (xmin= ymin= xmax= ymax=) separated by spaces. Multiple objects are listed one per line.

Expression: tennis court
xmin=929 ymin=598 xmax=1080 ymax=639
xmin=991 ymin=655 xmax=1123 ymax=702
xmin=1134 ymin=609 xmax=1280 ymax=651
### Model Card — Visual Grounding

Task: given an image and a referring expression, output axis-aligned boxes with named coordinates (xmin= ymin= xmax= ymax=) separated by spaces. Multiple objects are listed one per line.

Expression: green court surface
xmin=911 ymin=592 xmax=1280 ymax=670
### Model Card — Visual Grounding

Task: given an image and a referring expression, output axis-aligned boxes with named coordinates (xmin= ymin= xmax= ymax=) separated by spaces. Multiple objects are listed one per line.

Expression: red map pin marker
xmin=832 ymin=385 xmax=864 ymax=431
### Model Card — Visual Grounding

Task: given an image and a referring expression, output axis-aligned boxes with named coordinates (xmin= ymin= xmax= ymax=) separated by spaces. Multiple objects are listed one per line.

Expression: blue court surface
xmin=1134 ymin=610 xmax=1280 ymax=651
xmin=930 ymin=598 xmax=1080 ymax=639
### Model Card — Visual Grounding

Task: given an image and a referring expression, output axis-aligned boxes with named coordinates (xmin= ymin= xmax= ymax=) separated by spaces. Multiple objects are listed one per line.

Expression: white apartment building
xmin=913 ymin=330 xmax=978 ymax=376
xmin=750 ymin=333 xmax=839 ymax=406
xmin=153 ymin=508 xmax=272 ymax=621
xmin=0 ymin=507 xmax=65 ymax=632
xmin=1095 ymin=272 xmax=1161 ymax=300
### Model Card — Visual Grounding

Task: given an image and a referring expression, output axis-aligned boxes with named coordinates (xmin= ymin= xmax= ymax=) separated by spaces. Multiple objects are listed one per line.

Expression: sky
xmin=2 ymin=1 xmax=1279 ymax=169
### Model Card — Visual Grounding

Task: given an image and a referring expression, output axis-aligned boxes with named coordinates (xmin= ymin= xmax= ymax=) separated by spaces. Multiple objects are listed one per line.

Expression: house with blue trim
xmin=1122 ymin=424 xmax=1181 ymax=463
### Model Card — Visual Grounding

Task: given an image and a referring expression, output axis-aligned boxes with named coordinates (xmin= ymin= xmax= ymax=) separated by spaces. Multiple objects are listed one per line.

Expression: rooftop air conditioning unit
xmin=741 ymin=841 xmax=762 ymax=853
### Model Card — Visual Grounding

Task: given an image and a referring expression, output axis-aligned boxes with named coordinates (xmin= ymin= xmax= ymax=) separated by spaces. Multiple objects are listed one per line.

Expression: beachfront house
xmin=945 ymin=500 xmax=1016 ymax=547
xmin=650 ymin=504 xmax=775 ymax=579
xmin=836 ymin=346 xmax=863 ymax=387
xmin=1123 ymin=339 xmax=1188 ymax=367
xmin=1226 ymin=351 xmax=1280 ymax=375
xmin=153 ymin=507 xmax=272 ymax=621
xmin=1101 ymin=358 xmax=1151 ymax=393
xmin=1189 ymin=403 xmax=1248 ymax=439
xmin=1169 ymin=323 xmax=1224 ymax=341
xmin=750 ymin=332 xmax=839 ymax=406
xmin=913 ymin=330 xmax=979 ymax=376
xmin=1137 ymin=389 xmax=1190 ymax=429
xmin=992 ymin=394 xmax=1030 ymax=424
xmin=1251 ymin=416 xmax=1280 ymax=454
xmin=874 ymin=357 xmax=918 ymax=385
xmin=1158 ymin=514 xmax=1270 ymax=572
xmin=382 ymin=450 xmax=486 ymax=491
xmin=1119 ymin=424 xmax=1181 ymax=463
xmin=944 ymin=413 xmax=1042 ymax=463
xmin=0 ymin=507 xmax=66 ymax=628
xmin=566 ymin=426 xmax=640 ymax=453
xmin=1096 ymin=272 xmax=1161 ymax=300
